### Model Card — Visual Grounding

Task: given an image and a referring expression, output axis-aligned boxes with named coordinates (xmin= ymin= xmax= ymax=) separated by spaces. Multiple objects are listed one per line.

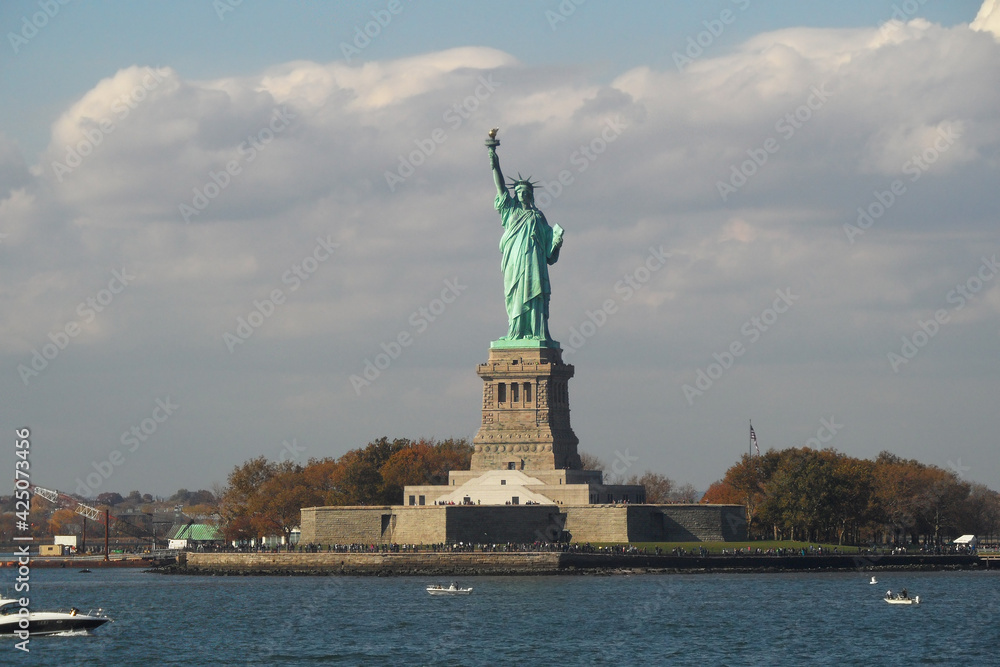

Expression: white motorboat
xmin=426 ymin=582 xmax=473 ymax=596
xmin=883 ymin=590 xmax=919 ymax=605
xmin=0 ymin=598 xmax=112 ymax=635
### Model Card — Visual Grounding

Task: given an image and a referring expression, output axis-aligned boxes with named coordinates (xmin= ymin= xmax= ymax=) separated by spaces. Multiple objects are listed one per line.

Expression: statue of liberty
xmin=486 ymin=129 xmax=564 ymax=346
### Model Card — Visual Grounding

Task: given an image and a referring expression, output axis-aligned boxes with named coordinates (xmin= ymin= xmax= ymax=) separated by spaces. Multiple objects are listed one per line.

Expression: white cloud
xmin=4 ymin=14 xmax=1000 ymax=495
xmin=972 ymin=0 xmax=1000 ymax=38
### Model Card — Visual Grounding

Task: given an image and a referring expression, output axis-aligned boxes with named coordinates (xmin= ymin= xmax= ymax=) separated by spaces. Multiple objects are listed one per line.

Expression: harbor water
xmin=3 ymin=567 xmax=997 ymax=665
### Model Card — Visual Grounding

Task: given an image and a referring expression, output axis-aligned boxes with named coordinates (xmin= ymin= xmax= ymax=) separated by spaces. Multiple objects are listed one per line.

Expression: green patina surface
xmin=489 ymin=338 xmax=561 ymax=349
xmin=487 ymin=131 xmax=564 ymax=345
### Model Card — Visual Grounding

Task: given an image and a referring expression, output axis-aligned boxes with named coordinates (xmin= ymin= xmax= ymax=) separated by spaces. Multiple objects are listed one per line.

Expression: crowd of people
xmin=187 ymin=541 xmax=984 ymax=556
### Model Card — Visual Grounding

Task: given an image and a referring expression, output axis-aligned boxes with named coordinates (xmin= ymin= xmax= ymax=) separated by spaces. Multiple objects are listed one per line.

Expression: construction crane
xmin=31 ymin=485 xmax=158 ymax=558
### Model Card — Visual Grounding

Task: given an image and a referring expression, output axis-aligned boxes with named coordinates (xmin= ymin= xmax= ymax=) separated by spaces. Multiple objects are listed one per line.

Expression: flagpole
xmin=748 ymin=419 xmax=754 ymax=540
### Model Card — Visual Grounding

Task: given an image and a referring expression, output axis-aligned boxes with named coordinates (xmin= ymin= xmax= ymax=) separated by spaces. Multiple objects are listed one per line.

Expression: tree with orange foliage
xmin=218 ymin=456 xmax=278 ymax=543
xmin=248 ymin=467 xmax=324 ymax=543
xmin=380 ymin=437 xmax=474 ymax=500
xmin=870 ymin=452 xmax=971 ymax=545
xmin=700 ymin=479 xmax=743 ymax=505
xmin=380 ymin=442 xmax=437 ymax=495
xmin=218 ymin=437 xmax=474 ymax=542
xmin=48 ymin=508 xmax=80 ymax=536
xmin=301 ymin=457 xmax=342 ymax=505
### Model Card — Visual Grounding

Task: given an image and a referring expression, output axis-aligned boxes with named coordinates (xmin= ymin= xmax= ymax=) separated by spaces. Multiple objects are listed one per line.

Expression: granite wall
xmin=185 ymin=551 xmax=563 ymax=574
xmin=300 ymin=503 xmax=746 ymax=545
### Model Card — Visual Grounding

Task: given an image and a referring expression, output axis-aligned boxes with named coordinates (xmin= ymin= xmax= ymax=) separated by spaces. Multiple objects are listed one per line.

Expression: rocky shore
xmin=151 ymin=551 xmax=983 ymax=576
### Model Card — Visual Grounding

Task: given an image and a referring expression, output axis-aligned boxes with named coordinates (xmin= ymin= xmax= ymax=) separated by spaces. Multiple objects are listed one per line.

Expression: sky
xmin=2 ymin=0 xmax=999 ymax=500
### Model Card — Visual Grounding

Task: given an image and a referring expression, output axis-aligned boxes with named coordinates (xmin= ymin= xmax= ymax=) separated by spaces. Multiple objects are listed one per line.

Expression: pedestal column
xmin=471 ymin=345 xmax=581 ymax=471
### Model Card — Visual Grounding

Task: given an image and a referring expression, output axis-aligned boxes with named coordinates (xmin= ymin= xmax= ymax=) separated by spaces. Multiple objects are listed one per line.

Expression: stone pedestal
xmin=471 ymin=344 xmax=582 ymax=471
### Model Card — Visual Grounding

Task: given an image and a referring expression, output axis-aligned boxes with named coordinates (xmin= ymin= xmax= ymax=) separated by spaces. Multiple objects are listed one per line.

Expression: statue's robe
xmin=495 ymin=189 xmax=562 ymax=340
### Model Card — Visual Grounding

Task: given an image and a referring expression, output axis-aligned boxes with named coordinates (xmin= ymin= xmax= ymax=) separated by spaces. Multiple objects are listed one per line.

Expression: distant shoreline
xmin=153 ymin=552 xmax=985 ymax=576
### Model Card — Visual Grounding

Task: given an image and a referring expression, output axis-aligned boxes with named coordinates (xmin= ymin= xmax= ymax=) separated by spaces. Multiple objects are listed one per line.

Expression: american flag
xmin=750 ymin=424 xmax=760 ymax=456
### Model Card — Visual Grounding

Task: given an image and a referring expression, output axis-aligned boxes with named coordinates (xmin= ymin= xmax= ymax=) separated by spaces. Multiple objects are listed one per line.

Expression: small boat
xmin=0 ymin=598 xmax=112 ymax=635
xmin=426 ymin=582 xmax=473 ymax=596
xmin=78 ymin=569 xmax=92 ymax=574
xmin=883 ymin=590 xmax=919 ymax=605
xmin=869 ymin=576 xmax=877 ymax=585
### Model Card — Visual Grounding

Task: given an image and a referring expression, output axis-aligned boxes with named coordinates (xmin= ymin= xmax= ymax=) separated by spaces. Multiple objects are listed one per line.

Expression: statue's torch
xmin=485 ymin=127 xmax=500 ymax=149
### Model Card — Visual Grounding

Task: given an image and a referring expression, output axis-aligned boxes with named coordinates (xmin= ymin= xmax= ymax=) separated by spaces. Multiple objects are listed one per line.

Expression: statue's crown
xmin=508 ymin=173 xmax=538 ymax=192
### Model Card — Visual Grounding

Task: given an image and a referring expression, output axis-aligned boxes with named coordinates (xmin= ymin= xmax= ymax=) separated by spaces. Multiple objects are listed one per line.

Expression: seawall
xmin=174 ymin=551 xmax=563 ymax=575
xmin=0 ymin=556 xmax=161 ymax=568
xmin=160 ymin=552 xmax=982 ymax=576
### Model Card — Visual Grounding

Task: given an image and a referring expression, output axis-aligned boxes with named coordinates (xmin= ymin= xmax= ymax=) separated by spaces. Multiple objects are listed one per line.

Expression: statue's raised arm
xmin=486 ymin=128 xmax=506 ymax=197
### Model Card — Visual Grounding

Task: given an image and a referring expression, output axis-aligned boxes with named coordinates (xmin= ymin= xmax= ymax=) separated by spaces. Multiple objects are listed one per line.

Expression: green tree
xmin=962 ymin=483 xmax=1000 ymax=541
xmin=827 ymin=455 xmax=876 ymax=545
xmin=760 ymin=448 xmax=829 ymax=542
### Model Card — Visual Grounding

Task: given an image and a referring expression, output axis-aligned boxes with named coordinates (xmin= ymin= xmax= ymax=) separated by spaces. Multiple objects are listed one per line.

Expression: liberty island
xmin=293 ymin=131 xmax=746 ymax=549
